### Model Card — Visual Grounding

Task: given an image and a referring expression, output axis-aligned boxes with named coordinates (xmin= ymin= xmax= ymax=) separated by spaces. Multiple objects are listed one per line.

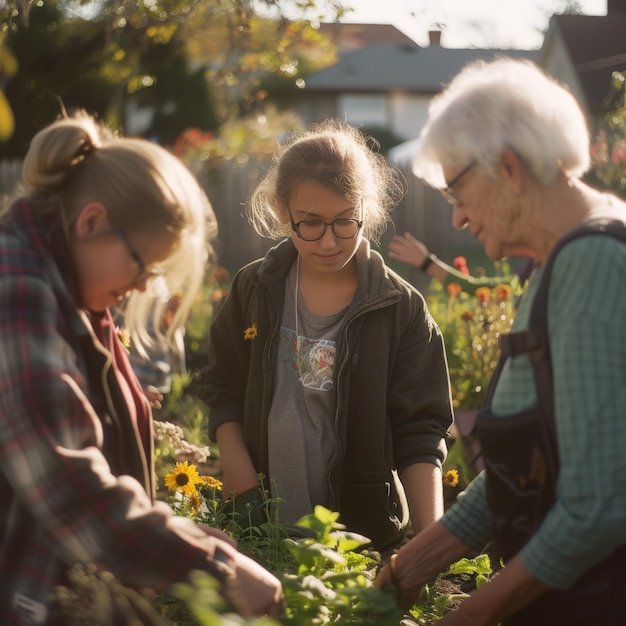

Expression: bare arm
xmin=388 ymin=233 xmax=449 ymax=281
xmin=215 ymin=421 xmax=260 ymax=497
xmin=399 ymin=462 xmax=444 ymax=532
xmin=376 ymin=520 xmax=551 ymax=625
xmin=375 ymin=520 xmax=472 ymax=599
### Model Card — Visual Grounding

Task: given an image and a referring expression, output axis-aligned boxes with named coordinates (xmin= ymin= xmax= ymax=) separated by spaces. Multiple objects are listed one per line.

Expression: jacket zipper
xmin=327 ymin=294 xmax=400 ymax=509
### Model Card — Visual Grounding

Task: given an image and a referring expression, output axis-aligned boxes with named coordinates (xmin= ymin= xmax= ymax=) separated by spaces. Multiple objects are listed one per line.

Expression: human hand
xmin=374 ymin=522 xmax=471 ymax=610
xmin=196 ymin=523 xmax=238 ymax=548
xmin=143 ymin=385 xmax=164 ymax=409
xmin=230 ymin=548 xmax=285 ymax=618
xmin=388 ymin=232 xmax=430 ymax=268
xmin=219 ymin=485 xmax=268 ymax=531
xmin=374 ymin=553 xmax=412 ymax=610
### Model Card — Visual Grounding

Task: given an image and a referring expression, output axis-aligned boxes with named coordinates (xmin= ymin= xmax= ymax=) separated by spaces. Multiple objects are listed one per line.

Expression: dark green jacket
xmin=199 ymin=238 xmax=453 ymax=549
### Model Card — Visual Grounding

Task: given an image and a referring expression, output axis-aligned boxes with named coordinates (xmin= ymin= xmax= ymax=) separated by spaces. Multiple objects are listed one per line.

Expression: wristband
xmin=420 ymin=253 xmax=435 ymax=272
xmin=214 ymin=545 xmax=234 ymax=566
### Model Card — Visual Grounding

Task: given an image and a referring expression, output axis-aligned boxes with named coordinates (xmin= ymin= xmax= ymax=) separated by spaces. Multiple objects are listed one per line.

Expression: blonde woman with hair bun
xmin=0 ymin=112 xmax=284 ymax=623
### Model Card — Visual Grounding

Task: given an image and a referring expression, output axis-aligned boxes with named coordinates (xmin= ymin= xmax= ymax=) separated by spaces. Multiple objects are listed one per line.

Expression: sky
xmin=340 ymin=0 xmax=608 ymax=49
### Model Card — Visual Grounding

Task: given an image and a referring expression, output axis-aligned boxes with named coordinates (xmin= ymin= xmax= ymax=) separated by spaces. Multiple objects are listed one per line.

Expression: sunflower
xmin=199 ymin=475 xmax=223 ymax=490
xmin=187 ymin=492 xmax=202 ymax=515
xmin=443 ymin=468 xmax=460 ymax=488
xmin=164 ymin=461 xmax=201 ymax=496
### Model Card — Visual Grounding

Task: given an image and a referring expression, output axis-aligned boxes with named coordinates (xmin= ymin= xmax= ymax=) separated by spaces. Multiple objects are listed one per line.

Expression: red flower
xmin=453 ymin=256 xmax=470 ymax=275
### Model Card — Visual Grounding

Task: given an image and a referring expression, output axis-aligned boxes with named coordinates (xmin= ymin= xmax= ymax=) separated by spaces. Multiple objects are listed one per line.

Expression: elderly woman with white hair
xmin=375 ymin=58 xmax=626 ymax=626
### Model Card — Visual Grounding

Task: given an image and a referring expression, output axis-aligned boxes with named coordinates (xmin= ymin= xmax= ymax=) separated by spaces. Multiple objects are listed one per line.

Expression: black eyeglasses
xmin=441 ymin=161 xmax=477 ymax=206
xmin=114 ymin=227 xmax=163 ymax=283
xmin=288 ymin=206 xmax=363 ymax=242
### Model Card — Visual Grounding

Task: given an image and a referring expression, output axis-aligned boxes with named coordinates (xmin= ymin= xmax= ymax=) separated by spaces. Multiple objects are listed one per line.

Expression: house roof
xmin=302 ymin=43 xmax=538 ymax=93
xmin=317 ymin=22 xmax=417 ymax=51
xmin=545 ymin=14 xmax=626 ymax=109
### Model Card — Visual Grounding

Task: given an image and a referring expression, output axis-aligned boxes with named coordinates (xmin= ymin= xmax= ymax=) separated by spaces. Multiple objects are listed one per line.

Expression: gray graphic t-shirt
xmin=267 ymin=262 xmax=348 ymax=524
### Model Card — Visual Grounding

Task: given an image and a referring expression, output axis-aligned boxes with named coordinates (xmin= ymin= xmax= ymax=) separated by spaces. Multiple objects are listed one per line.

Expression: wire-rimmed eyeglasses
xmin=114 ymin=227 xmax=164 ymax=283
xmin=440 ymin=161 xmax=477 ymax=206
xmin=288 ymin=205 xmax=363 ymax=242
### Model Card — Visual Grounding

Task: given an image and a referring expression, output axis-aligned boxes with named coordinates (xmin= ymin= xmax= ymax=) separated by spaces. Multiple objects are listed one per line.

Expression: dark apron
xmin=477 ymin=330 xmax=626 ymax=626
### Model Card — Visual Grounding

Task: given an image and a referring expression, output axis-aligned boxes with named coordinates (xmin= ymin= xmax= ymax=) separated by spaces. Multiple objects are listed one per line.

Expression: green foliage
xmin=426 ymin=268 xmax=522 ymax=411
xmin=133 ymin=38 xmax=220 ymax=145
xmin=165 ymin=503 xmax=404 ymax=626
xmin=589 ymin=70 xmax=626 ymax=199
xmin=52 ymin=410 xmax=495 ymax=625
xmin=1 ymin=0 xmax=348 ymax=158
xmin=153 ymin=416 xmax=495 ymax=625
xmin=1 ymin=0 xmax=119 ymax=158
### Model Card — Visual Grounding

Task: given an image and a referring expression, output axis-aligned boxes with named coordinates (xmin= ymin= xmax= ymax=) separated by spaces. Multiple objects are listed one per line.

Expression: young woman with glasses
xmin=198 ymin=118 xmax=454 ymax=551
xmin=0 ymin=112 xmax=284 ymax=624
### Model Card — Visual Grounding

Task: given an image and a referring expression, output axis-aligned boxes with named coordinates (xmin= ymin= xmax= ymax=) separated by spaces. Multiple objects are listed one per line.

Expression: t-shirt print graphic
xmin=282 ymin=327 xmax=335 ymax=391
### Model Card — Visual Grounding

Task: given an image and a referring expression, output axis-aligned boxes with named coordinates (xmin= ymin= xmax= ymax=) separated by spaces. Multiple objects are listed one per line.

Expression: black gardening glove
xmin=219 ymin=485 xmax=269 ymax=533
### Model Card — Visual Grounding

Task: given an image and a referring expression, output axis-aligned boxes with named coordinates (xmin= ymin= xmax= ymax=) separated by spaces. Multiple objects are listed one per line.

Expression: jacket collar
xmin=256 ymin=237 xmax=401 ymax=307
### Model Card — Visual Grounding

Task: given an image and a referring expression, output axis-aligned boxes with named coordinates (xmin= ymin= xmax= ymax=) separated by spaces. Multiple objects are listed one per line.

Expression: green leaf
xmin=331 ymin=530 xmax=371 ymax=552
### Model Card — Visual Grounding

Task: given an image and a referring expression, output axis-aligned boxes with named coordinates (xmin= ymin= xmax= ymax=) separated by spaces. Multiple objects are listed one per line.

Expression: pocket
xmin=339 ymin=470 xmax=407 ymax=550
xmin=477 ymin=406 xmax=558 ymax=559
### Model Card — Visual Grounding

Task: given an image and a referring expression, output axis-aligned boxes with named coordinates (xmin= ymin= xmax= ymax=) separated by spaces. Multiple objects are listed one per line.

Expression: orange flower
xmin=495 ymin=284 xmax=512 ymax=301
xmin=447 ymin=282 xmax=462 ymax=297
xmin=475 ymin=287 xmax=491 ymax=304
xmin=208 ymin=266 xmax=230 ymax=286
xmin=461 ymin=310 xmax=474 ymax=322
xmin=212 ymin=288 xmax=226 ymax=302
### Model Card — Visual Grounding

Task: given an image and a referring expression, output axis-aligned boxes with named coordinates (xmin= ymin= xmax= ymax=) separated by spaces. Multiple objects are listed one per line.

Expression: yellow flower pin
xmin=244 ymin=323 xmax=258 ymax=341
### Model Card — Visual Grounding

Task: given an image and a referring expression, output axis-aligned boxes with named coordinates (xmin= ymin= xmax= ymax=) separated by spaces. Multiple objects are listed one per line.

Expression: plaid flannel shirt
xmin=0 ymin=202 xmax=232 ymax=625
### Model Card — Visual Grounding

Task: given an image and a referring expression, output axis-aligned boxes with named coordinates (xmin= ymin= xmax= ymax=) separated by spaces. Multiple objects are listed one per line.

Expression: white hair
xmin=412 ymin=57 xmax=591 ymax=187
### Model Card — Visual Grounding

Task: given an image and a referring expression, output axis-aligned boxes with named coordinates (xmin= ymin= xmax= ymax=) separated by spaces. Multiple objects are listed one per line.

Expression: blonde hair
xmin=247 ymin=118 xmax=405 ymax=244
xmin=412 ymin=58 xmax=591 ymax=188
xmin=17 ymin=111 xmax=217 ymax=351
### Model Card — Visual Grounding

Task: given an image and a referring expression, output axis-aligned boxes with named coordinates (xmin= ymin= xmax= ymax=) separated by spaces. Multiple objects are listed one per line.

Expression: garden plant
xmin=51 ymin=261 xmax=507 ymax=625
xmin=53 ymin=406 xmax=494 ymax=625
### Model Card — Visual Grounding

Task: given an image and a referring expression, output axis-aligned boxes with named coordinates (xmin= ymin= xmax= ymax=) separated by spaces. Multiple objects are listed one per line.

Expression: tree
xmin=0 ymin=0 xmax=349 ymax=158
xmin=588 ymin=70 xmax=626 ymax=199
xmin=1 ymin=0 xmax=120 ymax=156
